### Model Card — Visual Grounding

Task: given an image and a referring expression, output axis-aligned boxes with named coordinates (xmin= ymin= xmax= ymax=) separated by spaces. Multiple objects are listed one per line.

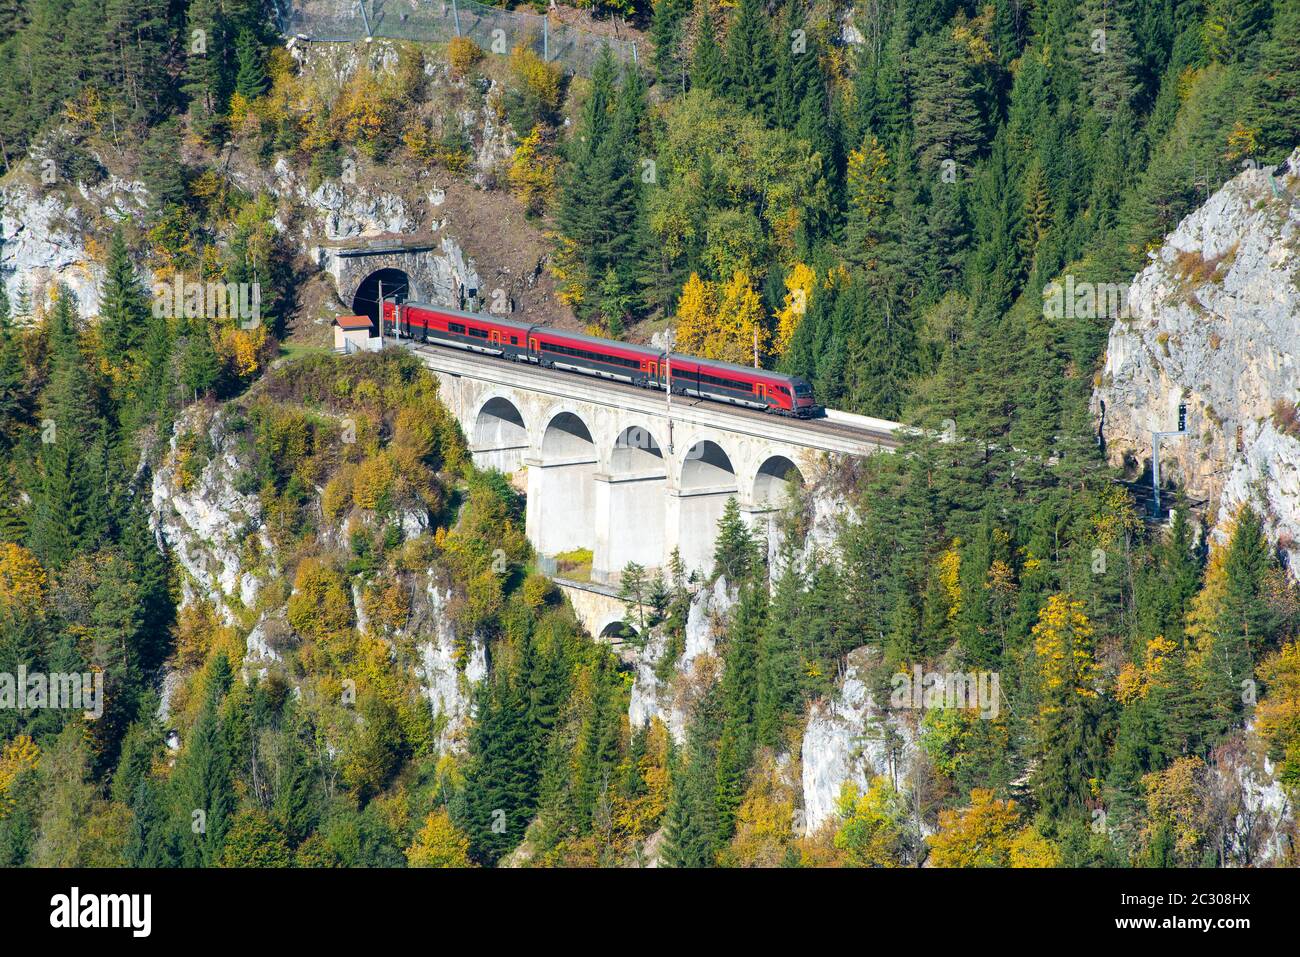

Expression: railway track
xmin=404 ymin=340 xmax=905 ymax=453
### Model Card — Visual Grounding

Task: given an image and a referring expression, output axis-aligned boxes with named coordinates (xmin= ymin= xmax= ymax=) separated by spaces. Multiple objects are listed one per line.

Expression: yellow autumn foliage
xmin=406 ymin=808 xmax=473 ymax=867
xmin=0 ymin=735 xmax=40 ymax=819
xmin=0 ymin=543 xmax=47 ymax=614
xmin=674 ymin=271 xmax=768 ymax=365
xmin=447 ymin=36 xmax=484 ymax=79
xmin=927 ymin=788 xmax=1057 ymax=867
xmin=1032 ymin=593 xmax=1100 ymax=706
xmin=508 ymin=125 xmax=556 ymax=216
xmin=352 ymin=453 xmax=397 ymax=511
xmin=773 ymin=262 xmax=815 ymax=359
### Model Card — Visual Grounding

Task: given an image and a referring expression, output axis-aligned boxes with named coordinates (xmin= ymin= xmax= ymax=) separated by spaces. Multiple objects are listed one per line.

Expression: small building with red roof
xmin=334 ymin=314 xmax=377 ymax=353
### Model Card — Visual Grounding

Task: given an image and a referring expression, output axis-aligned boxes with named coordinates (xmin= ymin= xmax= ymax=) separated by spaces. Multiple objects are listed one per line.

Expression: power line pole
xmin=1151 ymin=403 xmax=1188 ymax=519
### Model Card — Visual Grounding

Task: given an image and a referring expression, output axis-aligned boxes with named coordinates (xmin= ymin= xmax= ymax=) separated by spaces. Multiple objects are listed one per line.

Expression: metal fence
xmin=277 ymin=0 xmax=639 ymax=75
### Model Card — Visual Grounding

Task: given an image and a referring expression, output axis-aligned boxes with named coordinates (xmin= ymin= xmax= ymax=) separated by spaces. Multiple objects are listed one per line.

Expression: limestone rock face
xmin=413 ymin=582 xmax=487 ymax=754
xmin=151 ymin=405 xmax=269 ymax=624
xmin=800 ymin=646 xmax=920 ymax=835
xmin=628 ymin=576 xmax=735 ymax=742
xmin=0 ymin=176 xmax=147 ymax=318
xmin=1093 ymin=147 xmax=1300 ymax=560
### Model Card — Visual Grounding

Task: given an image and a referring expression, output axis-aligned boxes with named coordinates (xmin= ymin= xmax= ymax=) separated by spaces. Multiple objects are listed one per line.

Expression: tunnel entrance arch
xmin=351 ymin=268 xmax=414 ymax=326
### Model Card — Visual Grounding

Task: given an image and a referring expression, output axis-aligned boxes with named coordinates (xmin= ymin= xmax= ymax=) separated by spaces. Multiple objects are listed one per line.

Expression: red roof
xmin=336 ymin=315 xmax=373 ymax=330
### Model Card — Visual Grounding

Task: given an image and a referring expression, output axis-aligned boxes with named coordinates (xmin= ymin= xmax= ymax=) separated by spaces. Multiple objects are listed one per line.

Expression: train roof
xmin=668 ymin=352 xmax=798 ymax=381
xmin=534 ymin=325 xmax=663 ymax=355
xmin=401 ymin=300 xmax=536 ymax=333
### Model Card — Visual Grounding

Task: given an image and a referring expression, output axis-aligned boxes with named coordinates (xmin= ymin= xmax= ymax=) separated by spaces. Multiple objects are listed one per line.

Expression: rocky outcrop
xmin=0 ymin=174 xmax=148 ymax=319
xmin=800 ymin=646 xmax=921 ymax=835
xmin=152 ymin=405 xmax=269 ymax=624
xmin=1094 ymin=147 xmax=1300 ymax=560
xmin=412 ymin=582 xmax=487 ymax=754
xmin=628 ymin=576 xmax=735 ymax=742
xmin=1209 ymin=726 xmax=1293 ymax=866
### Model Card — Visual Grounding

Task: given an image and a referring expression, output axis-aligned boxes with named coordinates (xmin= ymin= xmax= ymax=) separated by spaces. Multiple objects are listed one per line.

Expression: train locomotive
xmin=382 ymin=299 xmax=823 ymax=418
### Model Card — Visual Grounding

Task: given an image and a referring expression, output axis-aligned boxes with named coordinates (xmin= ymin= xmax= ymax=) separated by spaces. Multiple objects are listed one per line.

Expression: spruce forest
xmin=0 ymin=0 xmax=1297 ymax=875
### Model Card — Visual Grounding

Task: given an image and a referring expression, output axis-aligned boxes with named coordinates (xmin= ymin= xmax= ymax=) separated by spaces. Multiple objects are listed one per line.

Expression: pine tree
xmin=756 ymin=561 xmax=803 ymax=747
xmin=1247 ymin=0 xmax=1300 ymax=163
xmin=723 ymin=0 xmax=777 ymax=118
xmin=1072 ymin=0 xmax=1140 ymax=117
xmin=98 ymin=227 xmax=151 ymax=402
xmin=182 ymin=0 xmax=230 ymax=130
xmin=713 ymin=496 xmax=761 ymax=584
xmin=661 ymin=730 xmax=717 ymax=866
xmin=909 ymin=27 xmax=985 ymax=178
xmin=233 ymin=28 xmax=267 ymax=102
xmin=652 ymin=0 xmax=693 ymax=96
xmin=690 ymin=0 xmax=725 ymax=95
xmin=0 ymin=283 xmax=25 ymax=447
xmin=1205 ymin=0 xmax=1270 ymax=65
xmin=463 ymin=675 xmax=539 ymax=863
xmin=175 ymin=654 xmax=235 ymax=867
xmin=180 ymin=319 xmax=220 ymax=401
xmin=1208 ymin=506 xmax=1276 ymax=717
xmin=714 ymin=582 xmax=765 ymax=842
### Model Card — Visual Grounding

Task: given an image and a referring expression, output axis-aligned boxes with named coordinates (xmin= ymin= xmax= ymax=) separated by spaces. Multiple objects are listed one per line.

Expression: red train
xmin=382 ymin=300 xmax=823 ymax=418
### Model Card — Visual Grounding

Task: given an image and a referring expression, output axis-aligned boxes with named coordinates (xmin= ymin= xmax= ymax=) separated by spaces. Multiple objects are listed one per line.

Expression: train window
xmin=511 ymin=336 xmax=519 ymax=345
xmin=794 ymin=383 xmax=811 ymax=395
xmin=468 ymin=327 xmax=488 ymax=339
xmin=449 ymin=322 xmax=466 ymax=335
xmin=701 ymin=373 xmax=743 ymax=390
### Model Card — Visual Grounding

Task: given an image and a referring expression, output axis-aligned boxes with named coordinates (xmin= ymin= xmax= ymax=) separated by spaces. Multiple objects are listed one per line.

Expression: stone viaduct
xmin=410 ymin=344 xmax=902 ymax=589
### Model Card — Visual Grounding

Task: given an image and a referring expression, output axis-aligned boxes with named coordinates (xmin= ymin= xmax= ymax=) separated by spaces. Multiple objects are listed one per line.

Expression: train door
xmin=528 ymin=336 xmax=539 ymax=363
xmin=489 ymin=330 xmax=502 ymax=351
xmin=647 ymin=360 xmax=658 ymax=386
xmin=754 ymin=382 xmax=769 ymax=406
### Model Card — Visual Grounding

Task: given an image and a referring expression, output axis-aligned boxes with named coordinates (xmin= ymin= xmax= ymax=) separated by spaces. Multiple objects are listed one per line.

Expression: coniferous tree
xmin=98 ymin=227 xmax=151 ymax=400
xmin=233 ymin=28 xmax=268 ymax=101
xmin=652 ymin=0 xmax=693 ymax=95
xmin=723 ymin=0 xmax=777 ymax=118
xmin=690 ymin=0 xmax=725 ymax=95
xmin=756 ymin=561 xmax=803 ymax=747
xmin=0 ymin=283 xmax=25 ymax=447
xmin=712 ymin=496 xmax=761 ymax=584
xmin=175 ymin=654 xmax=235 ymax=867
xmin=1247 ymin=0 xmax=1300 ymax=163
xmin=714 ymin=582 xmax=764 ymax=842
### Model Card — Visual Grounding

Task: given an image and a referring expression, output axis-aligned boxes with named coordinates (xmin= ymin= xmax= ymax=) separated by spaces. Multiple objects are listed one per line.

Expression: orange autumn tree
xmin=926 ymin=789 xmax=1059 ymax=867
